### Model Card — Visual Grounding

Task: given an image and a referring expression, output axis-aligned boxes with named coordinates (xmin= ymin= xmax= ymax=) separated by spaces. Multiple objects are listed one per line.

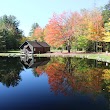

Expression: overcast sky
xmin=0 ymin=0 xmax=108 ymax=36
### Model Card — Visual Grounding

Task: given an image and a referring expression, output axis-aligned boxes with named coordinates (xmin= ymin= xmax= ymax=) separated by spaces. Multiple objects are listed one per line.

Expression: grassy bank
xmin=74 ymin=53 xmax=110 ymax=63
xmin=0 ymin=52 xmax=110 ymax=63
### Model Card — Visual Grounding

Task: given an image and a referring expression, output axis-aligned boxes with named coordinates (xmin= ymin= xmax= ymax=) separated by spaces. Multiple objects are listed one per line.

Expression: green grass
xmin=0 ymin=52 xmax=20 ymax=57
xmin=74 ymin=53 xmax=110 ymax=62
xmin=7 ymin=50 xmax=20 ymax=53
xmin=0 ymin=50 xmax=110 ymax=63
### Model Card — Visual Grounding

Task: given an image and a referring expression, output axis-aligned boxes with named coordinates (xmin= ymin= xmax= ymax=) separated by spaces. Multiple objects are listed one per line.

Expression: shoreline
xmin=0 ymin=52 xmax=110 ymax=63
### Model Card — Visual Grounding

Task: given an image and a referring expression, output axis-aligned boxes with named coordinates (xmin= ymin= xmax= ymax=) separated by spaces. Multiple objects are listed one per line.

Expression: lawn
xmin=0 ymin=50 xmax=110 ymax=63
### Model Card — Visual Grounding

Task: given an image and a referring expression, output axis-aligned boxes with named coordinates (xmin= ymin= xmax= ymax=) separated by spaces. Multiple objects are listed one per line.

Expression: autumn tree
xmin=44 ymin=8 xmax=106 ymax=52
xmin=44 ymin=12 xmax=73 ymax=52
xmin=87 ymin=8 xmax=104 ymax=52
xmin=69 ymin=10 xmax=89 ymax=51
xmin=32 ymin=27 xmax=44 ymax=42
xmin=69 ymin=9 xmax=105 ymax=52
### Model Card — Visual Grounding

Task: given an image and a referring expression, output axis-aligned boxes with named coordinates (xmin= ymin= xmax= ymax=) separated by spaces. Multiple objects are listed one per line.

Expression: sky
xmin=0 ymin=0 xmax=109 ymax=36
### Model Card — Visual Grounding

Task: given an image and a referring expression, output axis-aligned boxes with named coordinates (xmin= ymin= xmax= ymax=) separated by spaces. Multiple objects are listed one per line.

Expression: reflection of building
xmin=19 ymin=40 xmax=50 ymax=54
xmin=20 ymin=55 xmax=50 ymax=69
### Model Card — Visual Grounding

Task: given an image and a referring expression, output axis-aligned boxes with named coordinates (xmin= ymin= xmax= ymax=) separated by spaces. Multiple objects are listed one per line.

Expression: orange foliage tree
xmin=44 ymin=12 xmax=73 ymax=48
xmin=32 ymin=27 xmax=44 ymax=42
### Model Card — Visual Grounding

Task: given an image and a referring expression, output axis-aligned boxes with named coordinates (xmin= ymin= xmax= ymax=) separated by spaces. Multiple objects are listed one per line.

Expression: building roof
xmin=37 ymin=42 xmax=50 ymax=47
xmin=19 ymin=40 xmax=50 ymax=48
xmin=27 ymin=41 xmax=42 ymax=47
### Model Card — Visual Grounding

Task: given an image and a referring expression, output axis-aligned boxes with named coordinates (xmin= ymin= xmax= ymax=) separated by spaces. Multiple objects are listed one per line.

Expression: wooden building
xmin=19 ymin=40 xmax=50 ymax=54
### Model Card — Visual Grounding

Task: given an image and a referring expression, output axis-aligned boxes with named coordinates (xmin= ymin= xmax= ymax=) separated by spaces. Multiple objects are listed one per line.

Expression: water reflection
xmin=20 ymin=55 xmax=50 ymax=69
xmin=31 ymin=57 xmax=110 ymax=108
xmin=0 ymin=57 xmax=23 ymax=87
xmin=0 ymin=56 xmax=110 ymax=95
xmin=0 ymin=56 xmax=110 ymax=109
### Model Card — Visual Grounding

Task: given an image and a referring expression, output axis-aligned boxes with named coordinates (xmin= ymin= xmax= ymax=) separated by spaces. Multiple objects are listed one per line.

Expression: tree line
xmin=29 ymin=1 xmax=110 ymax=52
xmin=0 ymin=15 xmax=23 ymax=51
xmin=0 ymin=1 xmax=110 ymax=52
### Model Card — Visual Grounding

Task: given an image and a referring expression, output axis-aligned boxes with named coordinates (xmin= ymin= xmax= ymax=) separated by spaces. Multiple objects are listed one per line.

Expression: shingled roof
xmin=20 ymin=40 xmax=50 ymax=48
xmin=37 ymin=42 xmax=50 ymax=47
xmin=28 ymin=41 xmax=50 ymax=47
xmin=27 ymin=41 xmax=41 ymax=47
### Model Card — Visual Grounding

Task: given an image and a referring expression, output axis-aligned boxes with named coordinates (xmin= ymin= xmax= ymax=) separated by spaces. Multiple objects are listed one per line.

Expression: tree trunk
xmin=96 ymin=41 xmax=98 ymax=52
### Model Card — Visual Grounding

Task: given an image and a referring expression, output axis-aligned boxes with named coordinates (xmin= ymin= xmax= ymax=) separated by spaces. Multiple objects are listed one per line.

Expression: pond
xmin=0 ymin=56 xmax=110 ymax=110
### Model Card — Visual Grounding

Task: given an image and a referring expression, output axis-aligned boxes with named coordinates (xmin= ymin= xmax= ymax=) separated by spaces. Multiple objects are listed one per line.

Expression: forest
xmin=0 ymin=1 xmax=110 ymax=52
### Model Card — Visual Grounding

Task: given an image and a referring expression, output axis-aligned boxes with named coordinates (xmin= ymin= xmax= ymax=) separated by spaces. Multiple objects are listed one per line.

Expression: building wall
xmin=43 ymin=47 xmax=50 ymax=53
xmin=33 ymin=47 xmax=44 ymax=54
xmin=20 ymin=41 xmax=50 ymax=54
xmin=28 ymin=43 xmax=33 ymax=53
xmin=33 ymin=47 xmax=50 ymax=53
xmin=20 ymin=42 xmax=33 ymax=54
xmin=20 ymin=43 xmax=28 ymax=54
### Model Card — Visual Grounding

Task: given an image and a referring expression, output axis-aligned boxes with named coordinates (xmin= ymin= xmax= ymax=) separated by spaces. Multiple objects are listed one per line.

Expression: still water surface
xmin=0 ymin=56 xmax=110 ymax=110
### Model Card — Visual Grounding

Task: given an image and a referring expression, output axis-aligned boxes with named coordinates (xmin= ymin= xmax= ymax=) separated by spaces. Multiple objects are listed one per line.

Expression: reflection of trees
xmin=46 ymin=62 xmax=68 ymax=95
xmin=0 ymin=71 xmax=21 ymax=87
xmin=102 ymin=69 xmax=110 ymax=108
xmin=0 ymin=57 xmax=23 ymax=87
xmin=73 ymin=68 xmax=102 ymax=93
xmin=35 ymin=57 xmax=110 ymax=97
xmin=33 ymin=65 xmax=47 ymax=77
xmin=31 ymin=57 xmax=50 ymax=77
xmin=102 ymin=69 xmax=110 ymax=92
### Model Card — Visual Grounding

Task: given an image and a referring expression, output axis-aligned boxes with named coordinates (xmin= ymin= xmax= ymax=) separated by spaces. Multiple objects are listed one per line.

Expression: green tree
xmin=76 ymin=36 xmax=88 ymax=51
xmin=0 ymin=29 xmax=7 ymax=51
xmin=0 ymin=15 xmax=23 ymax=51
xmin=29 ymin=22 xmax=39 ymax=36
xmin=102 ymin=0 xmax=110 ymax=23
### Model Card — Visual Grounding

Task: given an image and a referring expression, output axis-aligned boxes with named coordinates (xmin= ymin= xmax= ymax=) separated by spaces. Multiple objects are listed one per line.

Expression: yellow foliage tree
xmin=87 ymin=9 xmax=104 ymax=42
